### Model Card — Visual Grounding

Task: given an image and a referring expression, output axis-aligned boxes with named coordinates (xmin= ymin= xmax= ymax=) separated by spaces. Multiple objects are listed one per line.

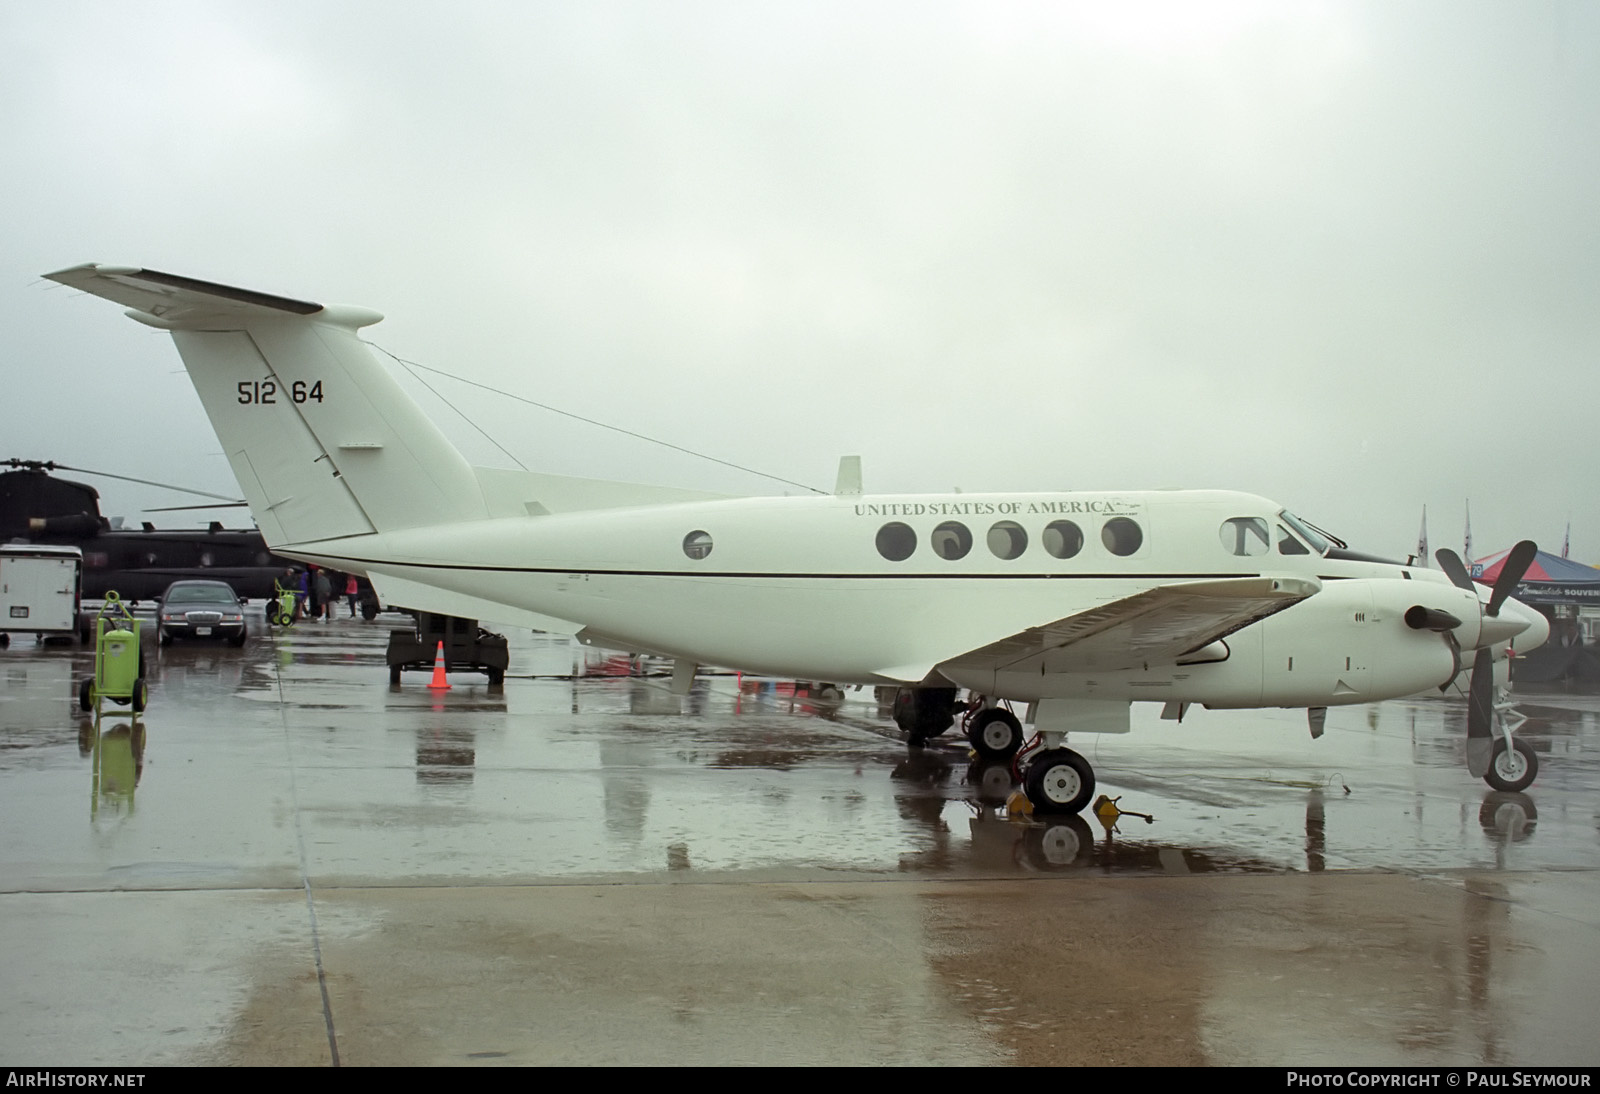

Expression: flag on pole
xmin=1464 ymin=500 xmax=1472 ymax=562
xmin=1563 ymin=521 xmax=1570 ymax=559
xmin=1417 ymin=506 xmax=1429 ymax=567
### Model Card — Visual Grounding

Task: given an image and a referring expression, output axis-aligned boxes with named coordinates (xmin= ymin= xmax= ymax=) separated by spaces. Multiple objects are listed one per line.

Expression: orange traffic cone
xmin=427 ymin=641 xmax=451 ymax=690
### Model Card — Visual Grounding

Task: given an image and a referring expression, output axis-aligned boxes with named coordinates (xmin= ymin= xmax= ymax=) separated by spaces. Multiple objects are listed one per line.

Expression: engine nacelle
xmin=1255 ymin=578 xmax=1470 ymax=707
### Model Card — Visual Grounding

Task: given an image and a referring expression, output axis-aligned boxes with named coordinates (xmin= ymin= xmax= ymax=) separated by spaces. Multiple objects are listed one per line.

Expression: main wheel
xmin=895 ymin=687 xmax=958 ymax=746
xmin=1024 ymin=748 xmax=1095 ymax=815
xmin=1026 ymin=815 xmax=1094 ymax=869
xmin=967 ymin=708 xmax=1024 ymax=758
xmin=1484 ymin=737 xmax=1537 ymax=793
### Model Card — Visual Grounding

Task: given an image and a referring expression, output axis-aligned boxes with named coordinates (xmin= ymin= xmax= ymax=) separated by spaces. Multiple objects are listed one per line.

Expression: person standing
xmin=346 ymin=573 xmax=360 ymax=618
xmin=314 ymin=568 xmax=333 ymax=622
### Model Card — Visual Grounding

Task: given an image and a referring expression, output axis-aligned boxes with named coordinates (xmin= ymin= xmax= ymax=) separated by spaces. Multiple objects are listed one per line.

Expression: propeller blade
xmin=1435 ymin=548 xmax=1474 ymax=592
xmin=1486 ymin=540 xmax=1538 ymax=618
xmin=1466 ymin=648 xmax=1495 ymax=778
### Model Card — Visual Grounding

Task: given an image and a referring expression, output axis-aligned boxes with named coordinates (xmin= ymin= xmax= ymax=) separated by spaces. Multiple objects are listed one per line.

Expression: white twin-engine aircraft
xmin=46 ymin=264 xmax=1550 ymax=814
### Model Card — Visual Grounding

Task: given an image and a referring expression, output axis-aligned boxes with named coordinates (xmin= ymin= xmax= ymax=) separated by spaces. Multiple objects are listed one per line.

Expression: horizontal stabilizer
xmin=45 ymin=264 xmax=333 ymax=327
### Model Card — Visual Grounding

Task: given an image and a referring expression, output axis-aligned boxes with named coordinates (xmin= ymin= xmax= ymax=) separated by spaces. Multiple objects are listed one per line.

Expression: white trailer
xmin=1 ymin=544 xmax=84 ymax=647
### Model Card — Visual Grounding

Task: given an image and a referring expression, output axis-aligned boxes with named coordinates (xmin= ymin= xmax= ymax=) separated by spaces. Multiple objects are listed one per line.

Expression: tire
xmin=1479 ymin=792 xmax=1537 ymax=841
xmin=131 ymin=677 xmax=147 ymax=714
xmin=1484 ymin=737 xmax=1537 ymax=793
xmin=487 ymin=668 xmax=505 ymax=686
xmin=389 ymin=664 xmax=402 ymax=685
xmin=967 ymin=759 xmax=1016 ymax=806
xmin=967 ymin=708 xmax=1024 ymax=758
xmin=895 ymin=687 xmax=958 ymax=746
xmin=230 ymin=626 xmax=247 ymax=648
xmin=79 ymin=677 xmax=94 ymax=712
xmin=1024 ymin=748 xmax=1096 ymax=815
xmin=159 ymin=630 xmax=173 ymax=647
xmin=1025 ymin=815 xmax=1094 ymax=869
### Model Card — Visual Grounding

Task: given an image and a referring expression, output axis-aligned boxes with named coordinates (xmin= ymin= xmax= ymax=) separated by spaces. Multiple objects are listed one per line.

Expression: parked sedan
xmin=157 ymin=580 xmax=248 ymax=647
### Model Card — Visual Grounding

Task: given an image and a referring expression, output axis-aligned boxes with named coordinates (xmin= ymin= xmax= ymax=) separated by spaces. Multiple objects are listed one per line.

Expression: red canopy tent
xmin=1471 ymin=547 xmax=1600 ymax=605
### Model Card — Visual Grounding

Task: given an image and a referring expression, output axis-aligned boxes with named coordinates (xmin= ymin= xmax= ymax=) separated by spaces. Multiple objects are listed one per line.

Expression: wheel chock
xmin=1005 ymin=789 xmax=1033 ymax=818
xmin=1092 ymin=794 xmax=1154 ymax=832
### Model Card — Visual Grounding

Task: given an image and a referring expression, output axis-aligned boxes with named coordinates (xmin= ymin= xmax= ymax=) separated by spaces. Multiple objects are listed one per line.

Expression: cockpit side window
xmin=1219 ymin=517 xmax=1270 ymax=557
xmin=1277 ymin=525 xmax=1310 ymax=555
xmin=1278 ymin=510 xmax=1330 ymax=555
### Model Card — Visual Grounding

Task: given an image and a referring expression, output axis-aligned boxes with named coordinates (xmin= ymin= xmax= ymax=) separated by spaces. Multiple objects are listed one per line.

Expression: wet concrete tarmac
xmin=1 ymin=612 xmax=1598 ymax=1065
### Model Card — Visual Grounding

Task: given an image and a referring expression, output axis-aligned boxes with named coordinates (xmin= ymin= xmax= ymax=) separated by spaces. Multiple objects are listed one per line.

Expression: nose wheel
xmin=1484 ymin=737 xmax=1538 ymax=793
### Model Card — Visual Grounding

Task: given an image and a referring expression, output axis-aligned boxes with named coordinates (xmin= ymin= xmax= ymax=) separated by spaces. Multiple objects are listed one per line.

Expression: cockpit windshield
xmin=1278 ymin=510 xmax=1332 ymax=556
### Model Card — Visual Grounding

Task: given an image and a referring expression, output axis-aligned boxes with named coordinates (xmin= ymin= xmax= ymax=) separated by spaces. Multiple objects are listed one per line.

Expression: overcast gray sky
xmin=3 ymin=1 xmax=1596 ymax=561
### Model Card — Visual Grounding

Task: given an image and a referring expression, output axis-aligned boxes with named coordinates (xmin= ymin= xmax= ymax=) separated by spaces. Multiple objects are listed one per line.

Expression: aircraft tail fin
xmin=45 ymin=264 xmax=490 ymax=547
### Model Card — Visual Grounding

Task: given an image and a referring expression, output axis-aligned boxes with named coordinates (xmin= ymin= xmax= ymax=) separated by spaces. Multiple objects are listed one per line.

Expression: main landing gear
xmin=1016 ymin=737 xmax=1097 ymax=815
xmin=895 ymin=689 xmax=1099 ymax=814
xmin=963 ymin=701 xmax=1095 ymax=815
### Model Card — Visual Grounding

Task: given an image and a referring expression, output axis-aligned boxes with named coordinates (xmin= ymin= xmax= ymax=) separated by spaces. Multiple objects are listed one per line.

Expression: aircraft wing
xmin=935 ymin=575 xmax=1320 ymax=683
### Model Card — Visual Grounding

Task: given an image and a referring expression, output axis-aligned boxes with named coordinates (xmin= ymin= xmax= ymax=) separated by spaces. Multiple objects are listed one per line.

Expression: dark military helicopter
xmin=1 ymin=459 xmax=374 ymax=612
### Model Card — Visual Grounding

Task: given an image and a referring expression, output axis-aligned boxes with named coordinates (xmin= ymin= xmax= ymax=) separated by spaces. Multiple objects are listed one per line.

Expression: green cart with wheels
xmin=78 ymin=592 xmax=148 ymax=715
xmin=267 ymin=579 xmax=298 ymax=628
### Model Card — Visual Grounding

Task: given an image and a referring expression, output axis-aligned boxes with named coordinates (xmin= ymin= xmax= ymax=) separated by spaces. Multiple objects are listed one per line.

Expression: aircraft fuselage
xmin=286 ymin=487 xmax=1513 ymax=709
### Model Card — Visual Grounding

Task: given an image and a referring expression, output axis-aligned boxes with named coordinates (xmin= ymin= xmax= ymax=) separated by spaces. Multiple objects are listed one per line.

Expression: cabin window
xmin=987 ymin=521 xmax=1028 ymax=560
xmin=682 ymin=530 xmax=713 ymax=560
xmin=1219 ymin=517 xmax=1270 ymax=557
xmin=931 ymin=521 xmax=972 ymax=560
xmin=875 ymin=522 xmax=917 ymax=561
xmin=1102 ymin=517 xmax=1143 ymax=556
xmin=1042 ymin=520 xmax=1084 ymax=560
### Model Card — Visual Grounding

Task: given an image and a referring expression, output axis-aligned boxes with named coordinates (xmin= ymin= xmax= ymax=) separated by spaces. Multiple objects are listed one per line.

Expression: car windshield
xmin=165 ymin=584 xmax=235 ymax=605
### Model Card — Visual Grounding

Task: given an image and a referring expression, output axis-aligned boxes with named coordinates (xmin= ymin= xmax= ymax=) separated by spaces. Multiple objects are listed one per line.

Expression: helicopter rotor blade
xmin=5 ymin=459 xmax=244 ymax=504
xmin=142 ymin=502 xmax=252 ymax=513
